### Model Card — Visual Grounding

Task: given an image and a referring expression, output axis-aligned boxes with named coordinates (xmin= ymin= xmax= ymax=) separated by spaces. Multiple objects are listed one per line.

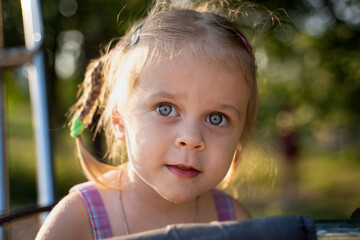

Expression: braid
xmin=69 ymin=59 xmax=121 ymax=189
xmin=79 ymin=61 xmax=104 ymax=122
xmin=69 ymin=60 xmax=105 ymax=138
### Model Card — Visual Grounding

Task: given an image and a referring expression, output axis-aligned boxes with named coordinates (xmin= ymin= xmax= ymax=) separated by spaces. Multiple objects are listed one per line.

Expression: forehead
xmin=143 ymin=46 xmax=248 ymax=82
xmin=136 ymin=48 xmax=251 ymax=110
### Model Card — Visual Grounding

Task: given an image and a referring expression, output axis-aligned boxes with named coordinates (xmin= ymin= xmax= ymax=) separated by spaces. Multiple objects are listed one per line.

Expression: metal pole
xmin=0 ymin=0 xmax=9 ymax=238
xmin=0 ymin=70 xmax=9 ymax=240
xmin=27 ymin=52 xmax=54 ymax=215
xmin=21 ymin=0 xmax=54 ymax=216
xmin=0 ymin=0 xmax=3 ymax=49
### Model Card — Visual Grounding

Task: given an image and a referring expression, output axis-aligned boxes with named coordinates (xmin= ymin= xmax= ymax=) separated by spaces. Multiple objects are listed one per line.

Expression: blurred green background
xmin=2 ymin=0 xmax=360 ymax=220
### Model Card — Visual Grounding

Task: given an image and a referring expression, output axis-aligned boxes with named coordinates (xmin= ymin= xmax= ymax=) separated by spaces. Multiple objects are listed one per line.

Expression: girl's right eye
xmin=156 ymin=104 xmax=179 ymax=117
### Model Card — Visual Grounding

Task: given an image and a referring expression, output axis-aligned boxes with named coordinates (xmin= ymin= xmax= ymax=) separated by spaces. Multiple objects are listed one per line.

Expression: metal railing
xmin=0 ymin=0 xmax=54 ymax=238
xmin=316 ymin=220 xmax=360 ymax=239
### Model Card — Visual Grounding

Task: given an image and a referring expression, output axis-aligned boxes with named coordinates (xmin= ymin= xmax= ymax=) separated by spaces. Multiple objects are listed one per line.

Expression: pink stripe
xmin=80 ymin=188 xmax=100 ymax=239
xmin=72 ymin=183 xmax=113 ymax=239
xmin=212 ymin=189 xmax=236 ymax=221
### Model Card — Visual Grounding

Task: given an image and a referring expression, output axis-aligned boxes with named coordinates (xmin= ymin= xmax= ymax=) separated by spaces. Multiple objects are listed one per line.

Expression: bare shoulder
xmin=35 ymin=191 xmax=93 ymax=240
xmin=228 ymin=195 xmax=252 ymax=220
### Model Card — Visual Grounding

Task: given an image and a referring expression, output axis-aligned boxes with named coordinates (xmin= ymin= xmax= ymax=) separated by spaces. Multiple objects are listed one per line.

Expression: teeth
xmin=177 ymin=165 xmax=194 ymax=171
xmin=178 ymin=166 xmax=189 ymax=170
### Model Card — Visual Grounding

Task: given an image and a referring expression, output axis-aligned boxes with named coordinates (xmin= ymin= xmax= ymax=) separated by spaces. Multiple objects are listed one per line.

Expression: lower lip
xmin=166 ymin=165 xmax=200 ymax=179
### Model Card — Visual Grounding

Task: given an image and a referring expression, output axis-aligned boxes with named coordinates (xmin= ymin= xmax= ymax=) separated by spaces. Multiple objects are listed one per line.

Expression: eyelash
xmin=155 ymin=103 xmax=229 ymax=127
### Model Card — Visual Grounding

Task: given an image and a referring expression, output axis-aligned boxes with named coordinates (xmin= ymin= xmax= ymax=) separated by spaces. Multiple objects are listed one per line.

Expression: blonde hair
xmin=69 ymin=0 xmax=258 ymax=189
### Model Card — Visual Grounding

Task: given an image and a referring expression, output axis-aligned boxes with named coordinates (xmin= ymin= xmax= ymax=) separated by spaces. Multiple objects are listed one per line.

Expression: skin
xmin=120 ymin=49 xmax=250 ymax=203
xmin=36 ymin=48 xmax=252 ymax=240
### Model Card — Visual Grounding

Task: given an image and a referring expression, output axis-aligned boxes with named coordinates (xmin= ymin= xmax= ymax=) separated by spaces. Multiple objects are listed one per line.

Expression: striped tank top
xmin=72 ymin=182 xmax=236 ymax=239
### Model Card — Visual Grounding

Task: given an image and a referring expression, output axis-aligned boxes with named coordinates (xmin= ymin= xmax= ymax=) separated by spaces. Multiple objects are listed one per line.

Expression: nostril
xmin=195 ymin=144 xmax=204 ymax=150
xmin=176 ymin=138 xmax=205 ymax=150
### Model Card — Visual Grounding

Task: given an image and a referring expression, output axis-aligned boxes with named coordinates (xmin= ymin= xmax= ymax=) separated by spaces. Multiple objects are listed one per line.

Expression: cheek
xmin=124 ymin=115 xmax=162 ymax=158
xmin=211 ymin=133 xmax=239 ymax=167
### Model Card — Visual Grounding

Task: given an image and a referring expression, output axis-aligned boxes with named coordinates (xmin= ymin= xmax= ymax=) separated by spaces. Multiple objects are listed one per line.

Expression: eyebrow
xmin=147 ymin=91 xmax=183 ymax=100
xmin=217 ymin=103 xmax=242 ymax=119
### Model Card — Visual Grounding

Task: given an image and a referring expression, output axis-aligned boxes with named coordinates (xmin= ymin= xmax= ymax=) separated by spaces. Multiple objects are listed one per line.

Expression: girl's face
xmin=116 ymin=49 xmax=250 ymax=203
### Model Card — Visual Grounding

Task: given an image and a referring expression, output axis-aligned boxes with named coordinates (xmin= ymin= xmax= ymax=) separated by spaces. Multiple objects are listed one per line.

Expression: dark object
xmin=351 ymin=208 xmax=360 ymax=221
xmin=113 ymin=216 xmax=316 ymax=240
xmin=0 ymin=204 xmax=55 ymax=225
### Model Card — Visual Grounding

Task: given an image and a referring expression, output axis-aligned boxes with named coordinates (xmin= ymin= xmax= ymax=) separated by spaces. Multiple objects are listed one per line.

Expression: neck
xmin=121 ymin=162 xmax=199 ymax=227
xmin=125 ymin=162 xmax=196 ymax=210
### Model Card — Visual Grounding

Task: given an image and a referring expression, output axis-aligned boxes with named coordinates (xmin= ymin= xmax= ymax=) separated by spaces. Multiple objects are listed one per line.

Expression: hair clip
xmin=236 ymin=31 xmax=251 ymax=52
xmin=70 ymin=117 xmax=84 ymax=138
xmin=130 ymin=26 xmax=142 ymax=46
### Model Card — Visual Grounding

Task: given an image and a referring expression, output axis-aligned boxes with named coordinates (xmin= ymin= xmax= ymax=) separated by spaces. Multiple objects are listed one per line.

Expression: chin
xmin=157 ymin=190 xmax=198 ymax=204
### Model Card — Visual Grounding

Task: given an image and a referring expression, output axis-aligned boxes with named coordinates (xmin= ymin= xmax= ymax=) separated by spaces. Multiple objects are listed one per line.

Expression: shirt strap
xmin=212 ymin=188 xmax=236 ymax=221
xmin=71 ymin=182 xmax=113 ymax=239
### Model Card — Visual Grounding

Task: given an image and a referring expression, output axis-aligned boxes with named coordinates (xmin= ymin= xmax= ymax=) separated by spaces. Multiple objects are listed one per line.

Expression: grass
xmin=232 ymin=143 xmax=360 ymax=219
xmin=5 ymin=102 xmax=360 ymax=220
xmin=6 ymin=101 xmax=85 ymax=207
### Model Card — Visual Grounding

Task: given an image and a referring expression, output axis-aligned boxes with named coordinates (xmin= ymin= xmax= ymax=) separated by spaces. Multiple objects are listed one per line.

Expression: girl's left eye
xmin=156 ymin=104 xmax=179 ymax=117
xmin=206 ymin=113 xmax=228 ymax=127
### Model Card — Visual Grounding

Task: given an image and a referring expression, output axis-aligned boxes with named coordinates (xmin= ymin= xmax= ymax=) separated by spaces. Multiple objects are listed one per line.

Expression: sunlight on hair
xmin=228 ymin=140 xmax=279 ymax=203
xmin=171 ymin=0 xmax=191 ymax=6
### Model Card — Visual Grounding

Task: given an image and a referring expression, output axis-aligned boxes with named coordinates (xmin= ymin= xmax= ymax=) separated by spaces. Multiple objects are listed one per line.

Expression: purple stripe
xmin=74 ymin=183 xmax=113 ymax=239
xmin=212 ymin=189 xmax=236 ymax=221
xmin=79 ymin=188 xmax=100 ymax=239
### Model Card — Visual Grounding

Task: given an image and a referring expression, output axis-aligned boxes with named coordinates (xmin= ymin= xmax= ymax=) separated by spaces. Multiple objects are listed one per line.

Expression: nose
xmin=175 ymin=121 xmax=205 ymax=151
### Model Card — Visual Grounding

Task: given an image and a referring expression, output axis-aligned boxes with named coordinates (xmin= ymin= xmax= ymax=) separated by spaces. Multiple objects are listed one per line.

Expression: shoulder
xmin=35 ymin=190 xmax=93 ymax=240
xmin=227 ymin=194 xmax=252 ymax=220
xmin=212 ymin=189 xmax=251 ymax=221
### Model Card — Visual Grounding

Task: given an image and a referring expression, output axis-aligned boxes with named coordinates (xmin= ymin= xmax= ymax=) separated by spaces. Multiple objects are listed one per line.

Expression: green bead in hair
xmin=70 ymin=117 xmax=84 ymax=138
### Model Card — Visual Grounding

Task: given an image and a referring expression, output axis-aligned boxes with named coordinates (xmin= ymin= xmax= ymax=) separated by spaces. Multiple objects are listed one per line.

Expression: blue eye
xmin=206 ymin=113 xmax=228 ymax=126
xmin=156 ymin=104 xmax=179 ymax=117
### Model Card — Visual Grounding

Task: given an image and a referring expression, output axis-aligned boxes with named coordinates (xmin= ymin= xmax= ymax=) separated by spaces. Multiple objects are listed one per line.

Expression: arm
xmin=35 ymin=191 xmax=93 ymax=240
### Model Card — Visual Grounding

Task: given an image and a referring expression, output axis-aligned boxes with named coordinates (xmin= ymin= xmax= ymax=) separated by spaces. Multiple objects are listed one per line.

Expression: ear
xmin=112 ymin=111 xmax=126 ymax=141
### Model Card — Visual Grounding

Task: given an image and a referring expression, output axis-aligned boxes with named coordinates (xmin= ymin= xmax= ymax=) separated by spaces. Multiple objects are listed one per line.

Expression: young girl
xmin=36 ymin=0 xmax=257 ymax=239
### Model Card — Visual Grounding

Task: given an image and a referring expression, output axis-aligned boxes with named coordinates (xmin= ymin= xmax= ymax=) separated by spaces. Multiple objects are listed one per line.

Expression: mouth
xmin=166 ymin=164 xmax=201 ymax=179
